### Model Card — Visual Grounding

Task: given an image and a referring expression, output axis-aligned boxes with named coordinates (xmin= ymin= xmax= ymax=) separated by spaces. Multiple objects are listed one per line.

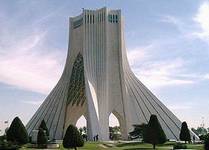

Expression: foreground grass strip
xmin=60 ymin=142 xmax=118 ymax=150
xmin=115 ymin=141 xmax=204 ymax=150
xmin=20 ymin=142 xmax=204 ymax=150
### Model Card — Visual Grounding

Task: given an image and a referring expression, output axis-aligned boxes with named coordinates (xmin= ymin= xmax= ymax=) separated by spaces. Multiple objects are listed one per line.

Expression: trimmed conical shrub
xmin=204 ymin=134 xmax=209 ymax=150
xmin=39 ymin=120 xmax=49 ymax=137
xmin=6 ymin=117 xmax=29 ymax=145
xmin=63 ymin=125 xmax=84 ymax=150
xmin=180 ymin=121 xmax=191 ymax=143
xmin=144 ymin=115 xmax=167 ymax=149
xmin=37 ymin=128 xmax=47 ymax=148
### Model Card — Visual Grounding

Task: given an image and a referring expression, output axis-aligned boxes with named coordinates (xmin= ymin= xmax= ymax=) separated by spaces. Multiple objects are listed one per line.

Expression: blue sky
xmin=0 ymin=0 xmax=209 ymax=134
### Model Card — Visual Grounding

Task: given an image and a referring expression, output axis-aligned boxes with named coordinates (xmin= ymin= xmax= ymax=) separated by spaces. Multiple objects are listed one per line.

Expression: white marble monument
xmin=26 ymin=7 xmax=198 ymax=141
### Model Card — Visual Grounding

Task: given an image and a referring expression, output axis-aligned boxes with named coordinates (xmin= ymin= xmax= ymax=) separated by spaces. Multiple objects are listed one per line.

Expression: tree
xmin=82 ymin=126 xmax=87 ymax=141
xmin=79 ymin=126 xmax=87 ymax=141
xmin=129 ymin=123 xmax=147 ymax=140
xmin=6 ymin=117 xmax=28 ymax=145
xmin=109 ymin=126 xmax=121 ymax=140
xmin=144 ymin=115 xmax=167 ymax=149
xmin=37 ymin=128 xmax=47 ymax=148
xmin=204 ymin=134 xmax=209 ymax=150
xmin=79 ymin=128 xmax=83 ymax=135
xmin=83 ymin=127 xmax=87 ymax=134
xmin=192 ymin=127 xmax=207 ymax=136
xmin=39 ymin=120 xmax=49 ymax=137
xmin=180 ymin=122 xmax=191 ymax=143
xmin=197 ymin=127 xmax=207 ymax=136
xmin=63 ymin=125 xmax=84 ymax=150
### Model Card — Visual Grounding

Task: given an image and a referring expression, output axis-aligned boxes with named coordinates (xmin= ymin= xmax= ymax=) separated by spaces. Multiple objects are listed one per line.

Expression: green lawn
xmin=59 ymin=142 xmax=108 ymax=150
xmin=61 ymin=142 xmax=204 ymax=150
xmin=21 ymin=142 xmax=204 ymax=150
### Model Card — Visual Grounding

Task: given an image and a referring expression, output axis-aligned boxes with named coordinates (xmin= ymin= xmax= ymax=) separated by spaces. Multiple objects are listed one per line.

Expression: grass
xmin=20 ymin=141 xmax=204 ymax=150
xmin=186 ymin=143 xmax=204 ymax=150
xmin=60 ymin=142 xmax=108 ymax=150
xmin=21 ymin=142 xmax=204 ymax=150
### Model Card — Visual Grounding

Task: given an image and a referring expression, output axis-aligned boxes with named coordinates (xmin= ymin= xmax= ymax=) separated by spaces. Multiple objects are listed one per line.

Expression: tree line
xmin=129 ymin=114 xmax=209 ymax=149
xmin=1 ymin=115 xmax=209 ymax=150
xmin=0 ymin=117 xmax=84 ymax=150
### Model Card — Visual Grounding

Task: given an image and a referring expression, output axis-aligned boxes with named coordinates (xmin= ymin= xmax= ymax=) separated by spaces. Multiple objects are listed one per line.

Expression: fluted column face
xmin=26 ymin=7 xmax=199 ymax=141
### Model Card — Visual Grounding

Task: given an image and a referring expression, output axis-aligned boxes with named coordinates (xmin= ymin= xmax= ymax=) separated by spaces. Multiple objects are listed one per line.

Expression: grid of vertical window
xmin=108 ymin=14 xmax=118 ymax=23
xmin=85 ymin=12 xmax=106 ymax=23
xmin=90 ymin=14 xmax=92 ymax=24
xmin=115 ymin=15 xmax=118 ymax=23
xmin=74 ymin=13 xmax=119 ymax=26
xmin=84 ymin=12 xmax=117 ymax=24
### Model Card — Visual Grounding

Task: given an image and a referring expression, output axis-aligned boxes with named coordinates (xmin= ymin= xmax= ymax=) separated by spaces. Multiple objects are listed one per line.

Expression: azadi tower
xmin=26 ymin=7 xmax=198 ymax=141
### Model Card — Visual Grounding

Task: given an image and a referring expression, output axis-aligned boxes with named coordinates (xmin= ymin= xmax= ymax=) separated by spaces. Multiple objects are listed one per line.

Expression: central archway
xmin=67 ymin=53 xmax=85 ymax=106
xmin=76 ymin=115 xmax=87 ymax=128
xmin=64 ymin=53 xmax=87 ymax=133
xmin=76 ymin=115 xmax=87 ymax=141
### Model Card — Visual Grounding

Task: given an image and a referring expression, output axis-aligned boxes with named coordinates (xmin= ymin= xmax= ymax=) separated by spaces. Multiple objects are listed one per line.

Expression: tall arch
xmin=76 ymin=115 xmax=87 ymax=128
xmin=109 ymin=110 xmax=127 ymax=140
xmin=67 ymin=53 xmax=85 ymax=106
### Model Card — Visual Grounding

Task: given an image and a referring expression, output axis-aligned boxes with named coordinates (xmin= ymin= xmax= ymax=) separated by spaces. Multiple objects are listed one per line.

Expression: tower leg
xmin=85 ymin=80 xmax=100 ymax=141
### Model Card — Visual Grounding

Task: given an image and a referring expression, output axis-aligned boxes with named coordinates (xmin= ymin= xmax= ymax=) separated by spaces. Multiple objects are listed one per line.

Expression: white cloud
xmin=167 ymin=101 xmax=200 ymax=111
xmin=193 ymin=1 xmax=209 ymax=42
xmin=135 ymin=59 xmax=194 ymax=89
xmin=139 ymin=75 xmax=194 ymax=89
xmin=168 ymin=104 xmax=192 ymax=111
xmin=160 ymin=15 xmax=182 ymax=28
xmin=160 ymin=15 xmax=188 ymax=35
xmin=0 ymin=32 xmax=64 ymax=94
xmin=127 ymin=45 xmax=152 ymax=66
xmin=0 ymin=2 xmax=208 ymax=95
xmin=0 ymin=3 xmax=67 ymax=94
xmin=203 ymin=74 xmax=209 ymax=80
xmin=128 ymin=10 xmax=209 ymax=89
xmin=21 ymin=100 xmax=43 ymax=105
xmin=160 ymin=3 xmax=209 ymax=43
xmin=127 ymin=47 xmax=194 ymax=89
